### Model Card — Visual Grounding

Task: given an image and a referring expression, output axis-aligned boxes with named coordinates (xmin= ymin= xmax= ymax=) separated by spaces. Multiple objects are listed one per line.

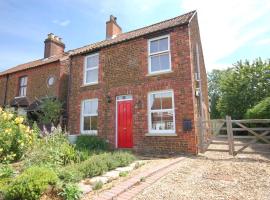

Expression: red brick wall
xmin=0 ymin=76 xmax=7 ymax=106
xmin=68 ymin=25 xmax=199 ymax=154
xmin=189 ymin=14 xmax=211 ymax=145
xmin=0 ymin=60 xmax=69 ymax=106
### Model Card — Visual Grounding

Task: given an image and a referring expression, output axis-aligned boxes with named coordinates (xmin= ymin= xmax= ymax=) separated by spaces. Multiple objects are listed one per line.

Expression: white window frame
xmin=147 ymin=90 xmax=176 ymax=134
xmin=148 ymin=35 xmax=172 ymax=74
xmin=83 ymin=53 xmax=99 ymax=85
xmin=80 ymin=99 xmax=98 ymax=135
xmin=18 ymin=76 xmax=28 ymax=97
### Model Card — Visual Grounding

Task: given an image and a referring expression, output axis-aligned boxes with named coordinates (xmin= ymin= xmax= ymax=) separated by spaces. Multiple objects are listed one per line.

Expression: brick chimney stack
xmin=106 ymin=15 xmax=122 ymax=39
xmin=44 ymin=33 xmax=65 ymax=58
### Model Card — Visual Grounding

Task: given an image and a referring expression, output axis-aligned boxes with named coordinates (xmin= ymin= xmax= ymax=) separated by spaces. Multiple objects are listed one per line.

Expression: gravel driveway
xmin=134 ymin=145 xmax=270 ymax=200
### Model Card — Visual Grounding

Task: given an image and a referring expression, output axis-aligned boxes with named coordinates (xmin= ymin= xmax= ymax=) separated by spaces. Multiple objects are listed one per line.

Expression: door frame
xmin=115 ymin=95 xmax=133 ymax=148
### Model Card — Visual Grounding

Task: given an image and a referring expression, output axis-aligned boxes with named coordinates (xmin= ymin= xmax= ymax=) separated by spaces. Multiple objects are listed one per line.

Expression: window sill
xmin=145 ymin=133 xmax=177 ymax=137
xmin=146 ymin=70 xmax=173 ymax=77
xmin=15 ymin=96 xmax=26 ymax=99
xmin=80 ymin=132 xmax=98 ymax=135
xmin=81 ymin=82 xmax=98 ymax=87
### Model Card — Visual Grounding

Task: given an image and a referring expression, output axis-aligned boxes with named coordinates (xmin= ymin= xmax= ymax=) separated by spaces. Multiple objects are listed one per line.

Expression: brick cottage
xmin=0 ymin=10 xmax=209 ymax=154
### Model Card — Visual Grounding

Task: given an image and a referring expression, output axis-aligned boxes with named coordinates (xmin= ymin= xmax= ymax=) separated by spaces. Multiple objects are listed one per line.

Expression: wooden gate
xmin=198 ymin=116 xmax=270 ymax=155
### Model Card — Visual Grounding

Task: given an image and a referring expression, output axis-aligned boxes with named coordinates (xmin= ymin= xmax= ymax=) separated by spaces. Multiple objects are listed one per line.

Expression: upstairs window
xmin=81 ymin=99 xmax=98 ymax=134
xmin=18 ymin=76 xmax=28 ymax=97
xmin=148 ymin=35 xmax=171 ymax=74
xmin=84 ymin=53 xmax=99 ymax=85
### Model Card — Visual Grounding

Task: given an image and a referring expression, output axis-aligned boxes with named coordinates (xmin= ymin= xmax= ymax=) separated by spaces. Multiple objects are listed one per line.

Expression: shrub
xmin=5 ymin=166 xmax=58 ymax=200
xmin=0 ymin=164 xmax=14 ymax=178
xmin=36 ymin=97 xmax=63 ymax=125
xmin=112 ymin=151 xmax=136 ymax=166
xmin=0 ymin=108 xmax=35 ymax=162
xmin=24 ymin=128 xmax=81 ymax=168
xmin=59 ymin=151 xmax=136 ymax=183
xmin=76 ymin=135 xmax=109 ymax=151
xmin=245 ymin=97 xmax=270 ymax=119
xmin=57 ymin=166 xmax=84 ymax=183
xmin=79 ymin=155 xmax=108 ymax=178
xmin=92 ymin=181 xmax=103 ymax=190
xmin=119 ymin=171 xmax=128 ymax=177
xmin=59 ymin=183 xmax=82 ymax=200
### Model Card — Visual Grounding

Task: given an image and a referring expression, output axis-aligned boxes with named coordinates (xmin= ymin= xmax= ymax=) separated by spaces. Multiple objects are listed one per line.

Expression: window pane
xmin=159 ymin=38 xmax=168 ymax=51
xmin=20 ymin=77 xmax=27 ymax=86
xmin=150 ymin=93 xmax=162 ymax=110
xmin=150 ymin=40 xmax=159 ymax=53
xmin=151 ymin=112 xmax=163 ymax=130
xmin=86 ymin=68 xmax=98 ymax=83
xmin=83 ymin=99 xmax=98 ymax=115
xmin=161 ymin=92 xmax=172 ymax=109
xmin=87 ymin=55 xmax=99 ymax=69
xmin=24 ymin=77 xmax=28 ymax=85
xmin=150 ymin=56 xmax=160 ymax=72
xmin=160 ymin=53 xmax=170 ymax=70
xmin=150 ymin=91 xmax=172 ymax=110
xmin=83 ymin=116 xmax=91 ymax=130
xmin=151 ymin=111 xmax=174 ymax=131
xmin=163 ymin=111 xmax=174 ymax=130
xmin=90 ymin=116 xmax=98 ymax=130
xmin=19 ymin=87 xmax=26 ymax=96
xmin=83 ymin=101 xmax=91 ymax=114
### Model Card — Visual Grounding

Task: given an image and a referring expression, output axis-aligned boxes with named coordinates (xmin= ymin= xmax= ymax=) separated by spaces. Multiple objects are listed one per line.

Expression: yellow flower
xmin=2 ymin=112 xmax=8 ymax=120
xmin=0 ymin=148 xmax=3 ymax=152
xmin=19 ymin=124 xmax=26 ymax=130
xmin=4 ymin=128 xmax=12 ymax=134
xmin=15 ymin=117 xmax=24 ymax=124
xmin=25 ymin=126 xmax=31 ymax=133
xmin=7 ymin=113 xmax=14 ymax=120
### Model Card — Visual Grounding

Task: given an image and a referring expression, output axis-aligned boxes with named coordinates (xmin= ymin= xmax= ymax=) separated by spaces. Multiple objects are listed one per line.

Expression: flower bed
xmin=0 ymin=108 xmax=136 ymax=200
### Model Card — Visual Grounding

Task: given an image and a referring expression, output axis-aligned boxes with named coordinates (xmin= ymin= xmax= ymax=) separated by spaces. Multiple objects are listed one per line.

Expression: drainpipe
xmin=196 ymin=43 xmax=205 ymax=151
xmin=3 ymin=74 xmax=9 ymax=106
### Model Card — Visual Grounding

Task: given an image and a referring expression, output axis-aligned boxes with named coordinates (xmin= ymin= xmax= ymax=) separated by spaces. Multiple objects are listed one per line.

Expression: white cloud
xmin=53 ymin=19 xmax=70 ymax=27
xmin=256 ymin=38 xmax=270 ymax=46
xmin=181 ymin=0 xmax=270 ymax=71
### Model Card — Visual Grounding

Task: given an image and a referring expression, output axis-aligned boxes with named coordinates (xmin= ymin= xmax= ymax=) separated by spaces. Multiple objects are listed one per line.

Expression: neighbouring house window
xmin=18 ymin=76 xmax=28 ymax=97
xmin=81 ymin=99 xmax=98 ymax=134
xmin=84 ymin=53 xmax=99 ymax=85
xmin=148 ymin=90 xmax=175 ymax=134
xmin=47 ymin=76 xmax=55 ymax=86
xmin=148 ymin=35 xmax=171 ymax=74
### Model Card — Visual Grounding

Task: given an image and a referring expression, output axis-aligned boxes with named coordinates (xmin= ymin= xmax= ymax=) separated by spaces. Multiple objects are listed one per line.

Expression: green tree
xmin=37 ymin=98 xmax=63 ymax=125
xmin=208 ymin=69 xmax=225 ymax=119
xmin=245 ymin=97 xmax=270 ymax=119
xmin=217 ymin=58 xmax=270 ymax=119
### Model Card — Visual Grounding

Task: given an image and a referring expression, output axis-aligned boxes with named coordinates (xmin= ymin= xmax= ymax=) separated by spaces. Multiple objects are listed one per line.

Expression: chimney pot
xmin=44 ymin=33 xmax=65 ymax=58
xmin=106 ymin=15 xmax=122 ymax=39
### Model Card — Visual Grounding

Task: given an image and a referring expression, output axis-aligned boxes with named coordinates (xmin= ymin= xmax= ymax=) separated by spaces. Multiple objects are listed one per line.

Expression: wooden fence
xmin=198 ymin=116 xmax=270 ymax=155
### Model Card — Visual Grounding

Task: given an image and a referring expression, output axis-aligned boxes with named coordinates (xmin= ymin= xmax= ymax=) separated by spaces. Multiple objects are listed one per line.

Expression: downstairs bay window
xmin=81 ymin=99 xmax=98 ymax=135
xmin=148 ymin=90 xmax=176 ymax=134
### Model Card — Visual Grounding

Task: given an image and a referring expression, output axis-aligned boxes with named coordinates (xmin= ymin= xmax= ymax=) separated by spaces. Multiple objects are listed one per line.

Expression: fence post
xmin=226 ymin=116 xmax=235 ymax=155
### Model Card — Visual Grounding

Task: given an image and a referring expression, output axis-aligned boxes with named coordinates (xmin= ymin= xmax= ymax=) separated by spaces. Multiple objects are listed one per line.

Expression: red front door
xmin=117 ymin=100 xmax=133 ymax=148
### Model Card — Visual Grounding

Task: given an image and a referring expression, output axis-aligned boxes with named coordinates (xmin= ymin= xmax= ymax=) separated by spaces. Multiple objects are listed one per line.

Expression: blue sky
xmin=0 ymin=0 xmax=270 ymax=72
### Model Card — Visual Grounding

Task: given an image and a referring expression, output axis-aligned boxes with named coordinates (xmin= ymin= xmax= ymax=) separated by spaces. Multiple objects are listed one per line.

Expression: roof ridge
xmin=69 ymin=10 xmax=196 ymax=55
xmin=118 ymin=10 xmax=196 ymax=36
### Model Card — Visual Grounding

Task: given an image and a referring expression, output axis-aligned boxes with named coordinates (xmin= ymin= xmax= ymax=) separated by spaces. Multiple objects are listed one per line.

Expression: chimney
xmin=44 ymin=33 xmax=65 ymax=58
xmin=106 ymin=15 xmax=122 ymax=39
